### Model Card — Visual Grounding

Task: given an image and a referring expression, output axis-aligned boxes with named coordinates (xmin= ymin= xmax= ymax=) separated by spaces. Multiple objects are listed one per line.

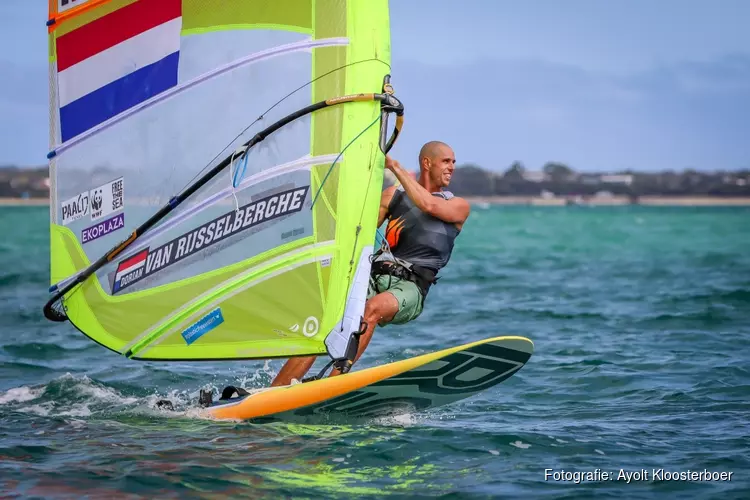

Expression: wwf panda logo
xmin=91 ymin=189 xmax=103 ymax=211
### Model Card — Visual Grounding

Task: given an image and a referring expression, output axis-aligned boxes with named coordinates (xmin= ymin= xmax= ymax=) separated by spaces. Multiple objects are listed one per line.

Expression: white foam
xmin=236 ymin=359 xmax=275 ymax=387
xmin=510 ymin=440 xmax=531 ymax=449
xmin=68 ymin=418 xmax=87 ymax=428
xmin=5 ymin=374 xmax=148 ymax=418
xmin=58 ymin=404 xmax=93 ymax=417
xmin=19 ymin=403 xmax=53 ymax=416
xmin=616 ymin=441 xmax=637 ymax=448
xmin=0 ymin=386 xmax=43 ymax=404
xmin=372 ymin=412 xmax=421 ymax=427
xmin=78 ymin=382 xmax=138 ymax=405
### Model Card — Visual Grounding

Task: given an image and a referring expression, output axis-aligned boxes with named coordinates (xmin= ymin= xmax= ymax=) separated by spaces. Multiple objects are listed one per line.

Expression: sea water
xmin=1 ymin=205 xmax=749 ymax=498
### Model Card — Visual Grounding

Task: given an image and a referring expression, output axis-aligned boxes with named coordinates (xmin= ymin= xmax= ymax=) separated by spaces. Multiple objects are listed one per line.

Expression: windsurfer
xmin=271 ymin=141 xmax=470 ymax=386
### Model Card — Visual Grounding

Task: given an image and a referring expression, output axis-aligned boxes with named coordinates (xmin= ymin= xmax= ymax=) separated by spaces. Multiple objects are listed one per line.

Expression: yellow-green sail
xmin=45 ymin=0 xmax=399 ymax=361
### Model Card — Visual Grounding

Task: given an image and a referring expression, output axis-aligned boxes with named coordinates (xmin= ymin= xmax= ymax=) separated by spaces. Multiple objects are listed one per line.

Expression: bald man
xmin=271 ymin=141 xmax=470 ymax=386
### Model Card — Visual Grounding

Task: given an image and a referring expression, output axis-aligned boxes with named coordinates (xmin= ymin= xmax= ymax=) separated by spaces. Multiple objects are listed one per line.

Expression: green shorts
xmin=367 ymin=274 xmax=424 ymax=326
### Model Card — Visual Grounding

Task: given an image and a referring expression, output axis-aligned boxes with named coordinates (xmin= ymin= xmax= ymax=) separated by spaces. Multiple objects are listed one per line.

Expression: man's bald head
xmin=418 ymin=141 xmax=451 ymax=165
xmin=416 ymin=141 xmax=456 ymax=188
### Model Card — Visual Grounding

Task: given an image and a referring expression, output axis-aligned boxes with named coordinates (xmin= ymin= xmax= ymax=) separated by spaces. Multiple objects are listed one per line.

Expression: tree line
xmin=2 ymin=162 xmax=750 ymax=199
xmin=446 ymin=161 xmax=750 ymax=197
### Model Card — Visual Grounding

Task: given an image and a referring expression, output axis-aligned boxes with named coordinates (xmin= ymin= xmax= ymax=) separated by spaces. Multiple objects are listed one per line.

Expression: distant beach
xmin=464 ymin=196 xmax=750 ymax=206
xmin=0 ymin=198 xmax=49 ymax=206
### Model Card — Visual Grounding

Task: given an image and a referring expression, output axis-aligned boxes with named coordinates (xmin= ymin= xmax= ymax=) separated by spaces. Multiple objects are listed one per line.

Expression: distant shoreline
xmin=2 ymin=196 xmax=750 ymax=208
xmin=463 ymin=196 xmax=750 ymax=206
xmin=0 ymin=198 xmax=50 ymax=206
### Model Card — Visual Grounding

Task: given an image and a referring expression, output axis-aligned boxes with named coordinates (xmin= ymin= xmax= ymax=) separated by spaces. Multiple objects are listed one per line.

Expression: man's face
xmin=426 ymin=145 xmax=456 ymax=188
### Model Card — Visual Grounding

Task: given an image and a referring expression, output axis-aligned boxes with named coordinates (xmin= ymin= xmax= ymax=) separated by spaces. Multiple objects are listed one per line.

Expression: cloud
xmin=387 ymin=53 xmax=750 ymax=172
xmin=1 ymin=49 xmax=748 ymax=173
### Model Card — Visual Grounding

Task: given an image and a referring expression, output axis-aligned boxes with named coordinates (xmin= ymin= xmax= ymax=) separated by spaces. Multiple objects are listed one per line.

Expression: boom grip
xmin=377 ymin=74 xmax=404 ymax=155
xmin=382 ymin=114 xmax=404 ymax=154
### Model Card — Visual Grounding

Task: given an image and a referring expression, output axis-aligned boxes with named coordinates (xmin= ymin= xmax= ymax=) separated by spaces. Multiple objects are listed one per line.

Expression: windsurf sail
xmin=43 ymin=0 xmax=403 ymax=362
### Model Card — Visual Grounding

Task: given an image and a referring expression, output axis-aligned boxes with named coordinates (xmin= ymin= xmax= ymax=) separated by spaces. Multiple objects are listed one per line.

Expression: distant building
xmin=578 ymin=174 xmax=601 ymax=185
xmin=540 ymin=190 xmax=555 ymax=199
xmin=600 ymin=174 xmax=634 ymax=185
xmin=723 ymin=175 xmax=748 ymax=186
xmin=522 ymin=171 xmax=548 ymax=183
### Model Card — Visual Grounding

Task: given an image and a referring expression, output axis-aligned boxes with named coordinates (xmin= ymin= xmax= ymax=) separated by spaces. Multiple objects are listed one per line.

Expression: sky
xmin=1 ymin=0 xmax=748 ymax=172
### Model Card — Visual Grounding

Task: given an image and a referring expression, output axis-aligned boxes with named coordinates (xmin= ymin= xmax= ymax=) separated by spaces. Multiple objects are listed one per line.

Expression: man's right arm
xmin=377 ymin=185 xmax=397 ymax=227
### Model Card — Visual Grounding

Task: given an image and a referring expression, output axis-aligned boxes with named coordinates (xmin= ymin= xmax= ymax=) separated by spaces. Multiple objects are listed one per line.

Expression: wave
xmin=2 ymin=341 xmax=97 ymax=359
xmin=659 ymin=288 xmax=750 ymax=305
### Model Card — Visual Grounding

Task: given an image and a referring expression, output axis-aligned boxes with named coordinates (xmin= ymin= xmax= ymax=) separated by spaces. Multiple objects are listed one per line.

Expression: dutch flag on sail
xmin=56 ymin=0 xmax=182 ymax=142
xmin=112 ymin=249 xmax=149 ymax=293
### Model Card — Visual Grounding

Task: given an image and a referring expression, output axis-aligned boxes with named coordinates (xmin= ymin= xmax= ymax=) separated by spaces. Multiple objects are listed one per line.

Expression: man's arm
xmin=377 ymin=185 xmax=397 ymax=227
xmin=385 ymin=156 xmax=470 ymax=226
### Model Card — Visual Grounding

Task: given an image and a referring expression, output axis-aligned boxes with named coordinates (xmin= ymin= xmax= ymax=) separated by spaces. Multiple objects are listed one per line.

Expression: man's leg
xmin=271 ymin=278 xmax=404 ymax=386
xmin=270 ymin=355 xmax=316 ymax=387
xmin=328 ymin=291 xmax=400 ymax=377
xmin=272 ymin=292 xmax=399 ymax=385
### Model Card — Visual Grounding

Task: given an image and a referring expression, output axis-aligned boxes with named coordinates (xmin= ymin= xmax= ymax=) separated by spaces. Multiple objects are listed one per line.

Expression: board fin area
xmin=197 ymin=336 xmax=534 ymax=422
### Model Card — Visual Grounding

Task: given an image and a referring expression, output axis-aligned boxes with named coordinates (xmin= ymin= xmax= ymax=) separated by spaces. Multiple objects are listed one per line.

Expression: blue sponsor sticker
xmin=181 ymin=308 xmax=224 ymax=345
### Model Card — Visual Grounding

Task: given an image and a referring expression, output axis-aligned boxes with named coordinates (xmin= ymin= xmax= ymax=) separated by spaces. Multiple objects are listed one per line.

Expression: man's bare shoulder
xmin=440 ymin=193 xmax=471 ymax=227
xmin=381 ymin=185 xmax=398 ymax=202
xmin=382 ymin=185 xmax=398 ymax=196
xmin=446 ymin=193 xmax=471 ymax=210
xmin=457 ymin=195 xmax=471 ymax=206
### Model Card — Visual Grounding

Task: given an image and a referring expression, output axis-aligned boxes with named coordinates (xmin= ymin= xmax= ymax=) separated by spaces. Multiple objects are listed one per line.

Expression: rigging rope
xmin=310 ymin=114 xmax=381 ymax=209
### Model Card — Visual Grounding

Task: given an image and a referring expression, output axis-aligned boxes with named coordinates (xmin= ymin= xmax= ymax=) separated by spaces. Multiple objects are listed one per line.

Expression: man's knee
xmin=376 ymin=281 xmax=423 ymax=326
xmin=364 ymin=292 xmax=399 ymax=325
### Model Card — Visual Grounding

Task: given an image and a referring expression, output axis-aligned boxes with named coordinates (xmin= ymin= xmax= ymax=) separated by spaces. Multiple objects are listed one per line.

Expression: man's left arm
xmin=386 ymin=156 xmax=471 ymax=225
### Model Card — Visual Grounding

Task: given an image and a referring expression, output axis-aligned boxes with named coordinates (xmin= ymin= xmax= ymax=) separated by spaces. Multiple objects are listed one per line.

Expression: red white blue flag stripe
xmin=56 ymin=0 xmax=182 ymax=142
xmin=112 ymin=249 xmax=149 ymax=293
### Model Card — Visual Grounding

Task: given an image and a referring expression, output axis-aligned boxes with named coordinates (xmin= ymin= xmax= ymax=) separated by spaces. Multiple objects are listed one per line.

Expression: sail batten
xmin=46 ymin=0 xmax=399 ymax=362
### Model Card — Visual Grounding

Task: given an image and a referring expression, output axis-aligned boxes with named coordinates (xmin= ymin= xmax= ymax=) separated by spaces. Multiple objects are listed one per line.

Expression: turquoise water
xmin=1 ymin=205 xmax=749 ymax=498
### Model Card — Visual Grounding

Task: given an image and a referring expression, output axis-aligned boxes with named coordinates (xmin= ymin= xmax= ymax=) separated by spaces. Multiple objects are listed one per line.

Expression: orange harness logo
xmin=385 ymin=216 xmax=406 ymax=248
